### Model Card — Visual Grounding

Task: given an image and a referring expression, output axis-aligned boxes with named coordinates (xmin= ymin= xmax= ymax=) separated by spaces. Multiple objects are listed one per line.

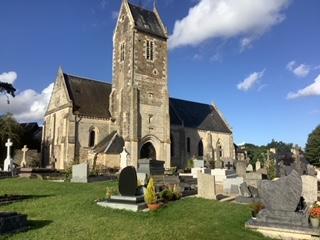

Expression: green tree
xmin=266 ymin=139 xmax=293 ymax=155
xmin=305 ymin=125 xmax=320 ymax=166
xmin=0 ymin=113 xmax=23 ymax=166
xmin=0 ymin=81 xmax=16 ymax=104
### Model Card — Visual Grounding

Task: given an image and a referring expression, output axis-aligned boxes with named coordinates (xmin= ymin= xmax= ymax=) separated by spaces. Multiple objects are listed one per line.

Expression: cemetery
xmin=0 ymin=136 xmax=319 ymax=239
xmin=0 ymin=1 xmax=319 ymax=239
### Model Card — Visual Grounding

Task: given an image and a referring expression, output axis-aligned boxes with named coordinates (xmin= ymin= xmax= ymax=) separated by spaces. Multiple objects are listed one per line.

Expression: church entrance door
xmin=140 ymin=142 xmax=156 ymax=160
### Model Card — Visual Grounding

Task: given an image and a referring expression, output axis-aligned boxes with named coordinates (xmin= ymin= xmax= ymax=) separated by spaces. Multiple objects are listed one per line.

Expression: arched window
xmin=216 ymin=140 xmax=223 ymax=160
xmin=171 ymin=135 xmax=174 ymax=157
xmin=89 ymin=130 xmax=96 ymax=147
xmin=198 ymin=140 xmax=204 ymax=158
xmin=187 ymin=137 xmax=191 ymax=153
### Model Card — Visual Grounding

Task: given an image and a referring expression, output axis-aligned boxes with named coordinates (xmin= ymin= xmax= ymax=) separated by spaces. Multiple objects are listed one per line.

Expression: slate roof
xmin=93 ymin=131 xmax=124 ymax=154
xmin=62 ymin=74 xmax=231 ymax=133
xmin=169 ymin=98 xmax=232 ymax=134
xmin=63 ymin=74 xmax=112 ymax=119
xmin=128 ymin=2 xmax=166 ymax=39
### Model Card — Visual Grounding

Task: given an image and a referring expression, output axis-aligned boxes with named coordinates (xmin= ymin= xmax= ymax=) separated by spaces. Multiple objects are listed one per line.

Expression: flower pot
xmin=148 ymin=203 xmax=161 ymax=211
xmin=310 ymin=217 xmax=319 ymax=228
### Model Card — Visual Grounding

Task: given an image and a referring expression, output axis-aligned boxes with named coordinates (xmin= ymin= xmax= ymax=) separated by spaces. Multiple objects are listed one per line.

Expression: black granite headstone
xmin=119 ymin=166 xmax=138 ymax=196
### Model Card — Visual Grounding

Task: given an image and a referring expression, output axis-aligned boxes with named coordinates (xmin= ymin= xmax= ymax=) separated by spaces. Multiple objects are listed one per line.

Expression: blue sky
xmin=0 ymin=0 xmax=319 ymax=147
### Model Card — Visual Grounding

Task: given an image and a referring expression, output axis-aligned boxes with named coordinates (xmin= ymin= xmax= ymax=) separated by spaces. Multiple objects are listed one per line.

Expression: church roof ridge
xmin=63 ymin=72 xmax=111 ymax=86
xmin=169 ymin=97 xmax=212 ymax=107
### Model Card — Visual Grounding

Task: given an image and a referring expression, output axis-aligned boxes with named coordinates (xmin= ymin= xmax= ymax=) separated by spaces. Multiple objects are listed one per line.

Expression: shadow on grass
xmin=28 ymin=219 xmax=53 ymax=231
xmin=0 ymin=194 xmax=55 ymax=206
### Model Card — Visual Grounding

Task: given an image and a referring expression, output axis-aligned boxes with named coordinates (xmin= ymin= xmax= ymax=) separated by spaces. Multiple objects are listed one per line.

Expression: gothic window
xmin=216 ymin=140 xmax=223 ymax=159
xmin=89 ymin=130 xmax=96 ymax=147
xmin=198 ymin=140 xmax=204 ymax=158
xmin=187 ymin=137 xmax=191 ymax=153
xmin=146 ymin=40 xmax=154 ymax=61
xmin=120 ymin=42 xmax=125 ymax=62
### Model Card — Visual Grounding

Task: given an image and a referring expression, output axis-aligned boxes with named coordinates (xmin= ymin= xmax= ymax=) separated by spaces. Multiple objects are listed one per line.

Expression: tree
xmin=0 ymin=113 xmax=23 ymax=166
xmin=305 ymin=125 xmax=320 ymax=166
xmin=0 ymin=81 xmax=16 ymax=104
xmin=266 ymin=139 xmax=293 ymax=155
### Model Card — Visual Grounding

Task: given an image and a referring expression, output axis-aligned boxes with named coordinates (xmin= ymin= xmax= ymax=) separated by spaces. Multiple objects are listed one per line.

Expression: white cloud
xmin=286 ymin=61 xmax=311 ymax=78
xmin=286 ymin=60 xmax=296 ymax=71
xmin=287 ymin=74 xmax=320 ymax=99
xmin=237 ymin=70 xmax=265 ymax=91
xmin=0 ymin=71 xmax=17 ymax=84
xmin=0 ymin=83 xmax=54 ymax=122
xmin=293 ymin=64 xmax=310 ymax=78
xmin=169 ymin=0 xmax=290 ymax=49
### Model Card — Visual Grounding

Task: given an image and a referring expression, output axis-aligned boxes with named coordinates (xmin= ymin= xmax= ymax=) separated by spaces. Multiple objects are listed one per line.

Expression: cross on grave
xmin=21 ymin=145 xmax=29 ymax=168
xmin=226 ymin=161 xmax=232 ymax=170
xmin=3 ymin=139 xmax=13 ymax=172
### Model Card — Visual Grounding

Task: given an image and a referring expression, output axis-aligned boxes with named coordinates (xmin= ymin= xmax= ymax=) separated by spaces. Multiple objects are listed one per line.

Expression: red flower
xmin=310 ymin=207 xmax=320 ymax=218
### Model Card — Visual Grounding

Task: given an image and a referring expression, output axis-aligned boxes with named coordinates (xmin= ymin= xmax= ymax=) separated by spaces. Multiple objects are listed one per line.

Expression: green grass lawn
xmin=0 ymin=179 xmax=271 ymax=240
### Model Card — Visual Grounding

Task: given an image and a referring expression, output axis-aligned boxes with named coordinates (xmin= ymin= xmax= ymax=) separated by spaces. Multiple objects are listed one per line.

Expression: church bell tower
xmin=110 ymin=0 xmax=171 ymax=168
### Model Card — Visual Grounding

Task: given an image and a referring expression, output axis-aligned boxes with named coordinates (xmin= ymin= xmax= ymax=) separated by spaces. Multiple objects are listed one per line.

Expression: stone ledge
xmin=97 ymin=201 xmax=147 ymax=212
xmin=246 ymin=219 xmax=320 ymax=240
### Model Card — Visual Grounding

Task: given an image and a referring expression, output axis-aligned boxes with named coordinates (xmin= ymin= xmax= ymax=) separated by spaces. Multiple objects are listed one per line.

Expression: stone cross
xmin=226 ymin=161 xmax=232 ymax=170
xmin=3 ymin=139 xmax=13 ymax=172
xmin=20 ymin=145 xmax=29 ymax=168
xmin=120 ymin=147 xmax=130 ymax=170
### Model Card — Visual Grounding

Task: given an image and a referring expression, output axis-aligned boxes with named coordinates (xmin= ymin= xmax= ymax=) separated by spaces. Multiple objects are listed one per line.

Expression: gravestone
xmin=120 ymin=147 xmax=130 ymax=170
xmin=214 ymin=160 xmax=224 ymax=169
xmin=235 ymin=161 xmax=246 ymax=178
xmin=193 ymin=159 xmax=204 ymax=168
xmin=246 ymin=164 xmax=253 ymax=172
xmin=197 ymin=173 xmax=216 ymax=200
xmin=97 ymin=166 xmax=146 ymax=211
xmin=230 ymin=184 xmax=240 ymax=195
xmin=3 ymin=139 xmax=13 ymax=172
xmin=137 ymin=158 xmax=164 ymax=175
xmin=245 ymin=172 xmax=266 ymax=188
xmin=211 ymin=168 xmax=237 ymax=182
xmin=119 ymin=166 xmax=138 ymax=196
xmin=240 ymin=182 xmax=251 ymax=197
xmin=301 ymin=175 xmax=317 ymax=204
xmin=255 ymin=160 xmax=261 ymax=171
xmin=223 ymin=177 xmax=243 ymax=194
xmin=191 ymin=167 xmax=210 ymax=178
xmin=71 ymin=163 xmax=88 ymax=183
xmin=20 ymin=145 xmax=29 ymax=168
xmin=255 ymin=170 xmax=309 ymax=227
xmin=226 ymin=161 xmax=233 ymax=170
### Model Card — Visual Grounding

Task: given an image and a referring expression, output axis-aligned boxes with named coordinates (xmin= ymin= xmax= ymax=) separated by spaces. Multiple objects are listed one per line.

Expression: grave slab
xmin=71 ymin=163 xmax=88 ymax=183
xmin=197 ymin=173 xmax=216 ymax=200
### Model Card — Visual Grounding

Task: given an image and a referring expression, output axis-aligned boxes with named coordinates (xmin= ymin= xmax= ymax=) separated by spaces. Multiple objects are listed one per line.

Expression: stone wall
xmin=171 ymin=126 xmax=235 ymax=168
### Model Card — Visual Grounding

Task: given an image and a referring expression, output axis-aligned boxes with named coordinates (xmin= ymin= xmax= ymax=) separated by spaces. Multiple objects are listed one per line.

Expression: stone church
xmin=42 ymin=0 xmax=235 ymax=170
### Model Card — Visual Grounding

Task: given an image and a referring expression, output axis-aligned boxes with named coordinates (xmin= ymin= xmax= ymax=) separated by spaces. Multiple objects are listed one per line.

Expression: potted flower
xmin=144 ymin=178 xmax=160 ymax=211
xmin=249 ymin=202 xmax=265 ymax=219
xmin=310 ymin=201 xmax=320 ymax=228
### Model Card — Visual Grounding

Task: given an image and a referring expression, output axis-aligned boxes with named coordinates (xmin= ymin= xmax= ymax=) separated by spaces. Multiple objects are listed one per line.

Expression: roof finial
xmin=153 ymin=0 xmax=157 ymax=11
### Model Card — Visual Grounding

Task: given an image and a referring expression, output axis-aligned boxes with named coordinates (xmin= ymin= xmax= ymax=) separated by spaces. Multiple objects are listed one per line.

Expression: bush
xmin=106 ymin=186 xmax=118 ymax=199
xmin=160 ymin=184 xmax=182 ymax=202
xmin=144 ymin=178 xmax=157 ymax=204
xmin=249 ymin=202 xmax=265 ymax=217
